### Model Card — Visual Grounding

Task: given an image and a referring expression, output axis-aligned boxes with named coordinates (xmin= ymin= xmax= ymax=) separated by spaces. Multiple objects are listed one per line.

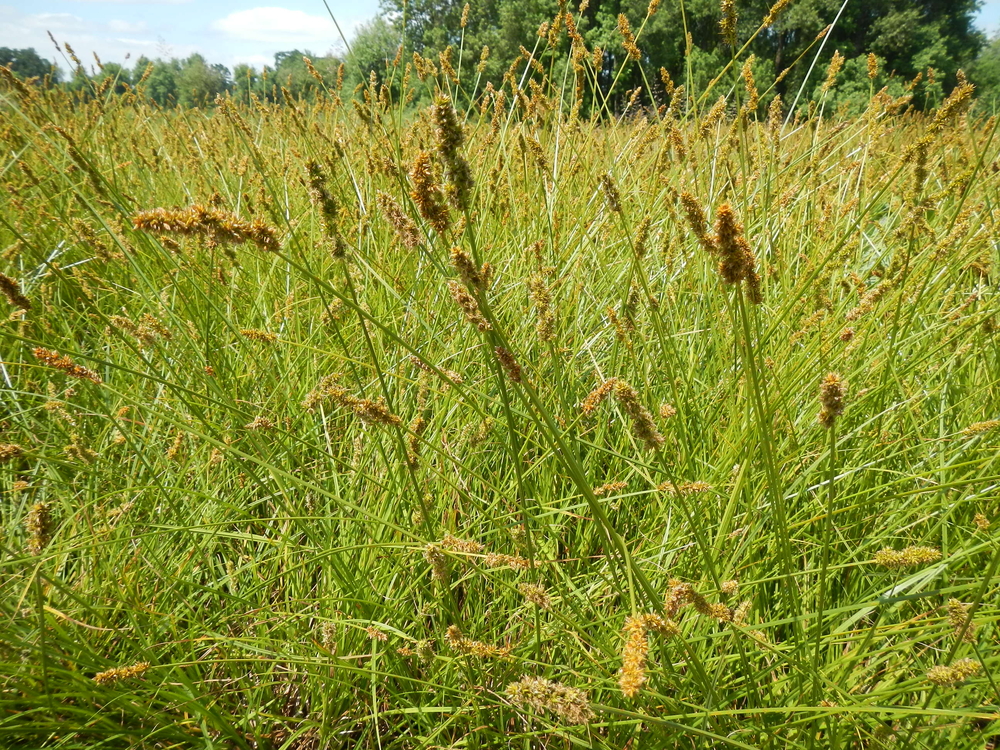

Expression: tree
xmin=378 ymin=0 xmax=984 ymax=112
xmin=176 ymin=54 xmax=230 ymax=107
xmin=0 ymin=47 xmax=60 ymax=83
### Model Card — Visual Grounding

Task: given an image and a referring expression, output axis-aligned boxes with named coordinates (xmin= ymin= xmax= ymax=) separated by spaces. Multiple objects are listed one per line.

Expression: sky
xmin=0 ymin=1 xmax=381 ymax=73
xmin=1 ymin=1 xmax=999 ymax=75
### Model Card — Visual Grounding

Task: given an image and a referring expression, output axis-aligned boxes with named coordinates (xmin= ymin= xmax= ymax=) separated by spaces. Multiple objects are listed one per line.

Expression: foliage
xmin=0 ymin=47 xmax=60 ymax=83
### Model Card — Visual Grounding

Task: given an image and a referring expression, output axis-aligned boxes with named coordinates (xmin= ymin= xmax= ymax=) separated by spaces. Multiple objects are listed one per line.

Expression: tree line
xmin=3 ymin=0 xmax=1000 ymax=111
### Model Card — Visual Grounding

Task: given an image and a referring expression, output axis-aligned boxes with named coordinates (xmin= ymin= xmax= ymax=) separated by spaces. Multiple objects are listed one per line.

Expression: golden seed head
xmin=410 ymin=151 xmax=450 ymax=234
xmin=494 ymin=346 xmax=522 ymax=383
xmin=719 ymin=0 xmax=738 ymax=45
xmin=818 ymin=372 xmax=848 ymax=428
xmin=26 ymin=500 xmax=51 ymax=555
xmin=240 ymin=329 xmax=277 ymax=344
xmin=721 ymin=580 xmax=739 ymax=596
xmin=424 ymin=543 xmax=450 ymax=584
xmin=484 ymin=552 xmax=534 ymax=570
xmin=445 ymin=625 xmax=511 ymax=659
xmin=133 ymin=205 xmax=279 ymax=252
xmin=822 ymin=50 xmax=845 ymax=93
xmin=450 ymin=246 xmax=485 ymax=289
xmin=867 ymin=52 xmax=879 ymax=80
xmin=926 ymin=658 xmax=980 ymax=686
xmin=518 ymin=583 xmax=551 ymax=609
xmin=93 ymin=662 xmax=150 ymax=685
xmin=441 ymin=534 xmax=484 ymax=554
xmin=947 ymin=598 xmax=976 ymax=643
xmin=32 ymin=347 xmax=102 ymax=384
xmin=0 ymin=443 xmax=23 ymax=463
xmin=447 ymin=280 xmax=491 ymax=331
xmin=974 ymin=513 xmax=990 ymax=531
xmin=582 ymin=378 xmax=618 ymax=415
xmin=873 ymin=546 xmax=942 ymax=569
xmin=506 ymin=676 xmax=593 ymax=725
xmin=244 ymin=415 xmax=275 ymax=431
xmin=963 ymin=420 xmax=999 ymax=436
xmin=0 ymin=272 xmax=31 ymax=310
xmin=599 ymin=173 xmax=623 ymax=213
xmin=376 ymin=192 xmax=421 ymax=249
xmin=617 ymin=14 xmax=641 ymax=61
xmin=612 ymin=380 xmax=664 ymax=451
xmin=593 ymin=480 xmax=628 ymax=497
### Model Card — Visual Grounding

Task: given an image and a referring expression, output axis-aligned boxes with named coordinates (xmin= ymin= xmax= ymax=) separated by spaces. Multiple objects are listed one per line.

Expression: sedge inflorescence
xmin=133 ymin=205 xmax=279 ymax=252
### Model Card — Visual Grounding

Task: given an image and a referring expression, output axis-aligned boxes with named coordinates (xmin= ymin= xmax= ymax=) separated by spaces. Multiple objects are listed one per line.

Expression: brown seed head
xmin=818 ymin=372 xmax=847 ymax=428
xmin=0 ymin=272 xmax=31 ymax=310
xmin=32 ymin=348 xmax=102 ymax=384
xmin=506 ymin=676 xmax=593 ymax=724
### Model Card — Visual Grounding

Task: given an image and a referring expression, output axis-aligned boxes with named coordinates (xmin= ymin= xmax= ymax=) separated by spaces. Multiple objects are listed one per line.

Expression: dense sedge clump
xmin=93 ymin=662 xmax=150 ymax=685
xmin=410 ymin=151 xmax=450 ymax=234
xmin=818 ymin=373 xmax=848 ymax=428
xmin=0 ymin=271 xmax=31 ymax=310
xmin=926 ymin=658 xmax=980 ymax=686
xmin=25 ymin=501 xmax=51 ymax=555
xmin=133 ymin=205 xmax=279 ymax=252
xmin=506 ymin=676 xmax=593 ymax=725
xmin=873 ymin=546 xmax=942 ymax=569
xmin=32 ymin=348 xmax=102 ymax=384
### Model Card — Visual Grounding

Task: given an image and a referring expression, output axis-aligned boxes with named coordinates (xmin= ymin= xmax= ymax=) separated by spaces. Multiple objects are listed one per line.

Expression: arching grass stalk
xmin=811 ymin=373 xmax=845 ymax=746
xmin=734 ymin=287 xmax=802 ymax=645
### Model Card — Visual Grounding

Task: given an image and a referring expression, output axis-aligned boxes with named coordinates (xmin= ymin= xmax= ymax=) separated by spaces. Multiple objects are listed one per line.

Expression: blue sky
xmin=0 ymin=1 xmax=381 ymax=72
xmin=1 ymin=1 xmax=998 ymax=74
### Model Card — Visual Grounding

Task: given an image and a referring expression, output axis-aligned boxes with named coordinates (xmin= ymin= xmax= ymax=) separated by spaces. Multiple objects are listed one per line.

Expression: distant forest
xmin=4 ymin=0 xmax=1000 ymax=111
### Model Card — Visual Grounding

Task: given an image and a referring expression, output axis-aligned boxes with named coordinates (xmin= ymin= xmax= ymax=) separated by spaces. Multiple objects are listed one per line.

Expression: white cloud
xmin=109 ymin=19 xmax=147 ymax=33
xmin=0 ymin=6 xmax=195 ymax=71
xmin=211 ymin=7 xmax=340 ymax=47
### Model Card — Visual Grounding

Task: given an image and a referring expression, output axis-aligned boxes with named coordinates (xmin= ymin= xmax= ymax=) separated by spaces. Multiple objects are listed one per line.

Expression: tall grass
xmin=1 ymin=14 xmax=1000 ymax=749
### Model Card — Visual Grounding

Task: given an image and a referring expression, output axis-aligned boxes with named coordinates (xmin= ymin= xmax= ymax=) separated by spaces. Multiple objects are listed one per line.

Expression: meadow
xmin=1 ymin=33 xmax=1000 ymax=750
